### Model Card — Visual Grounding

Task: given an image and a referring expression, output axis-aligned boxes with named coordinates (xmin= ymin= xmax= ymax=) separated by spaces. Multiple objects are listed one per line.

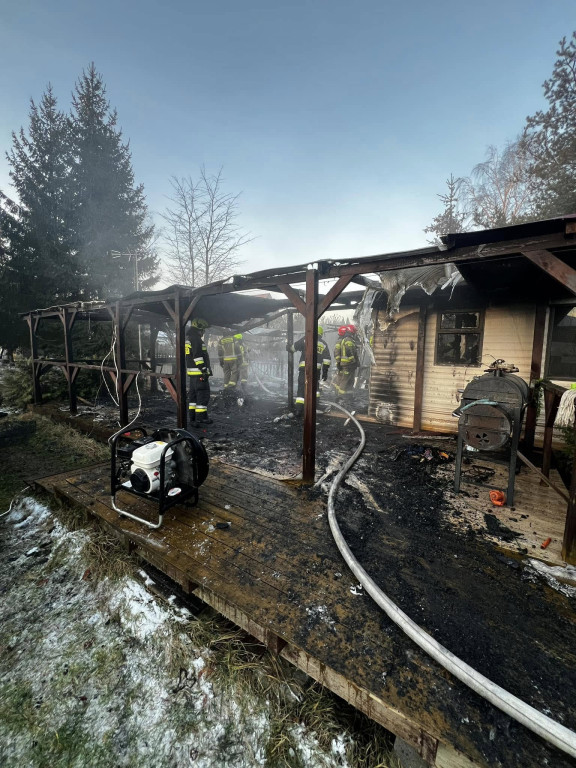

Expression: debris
xmin=350 ymin=584 xmax=364 ymax=596
xmin=489 ymin=490 xmax=506 ymax=507
xmin=541 ymin=537 xmax=552 ymax=550
xmin=216 ymin=522 xmax=231 ymax=530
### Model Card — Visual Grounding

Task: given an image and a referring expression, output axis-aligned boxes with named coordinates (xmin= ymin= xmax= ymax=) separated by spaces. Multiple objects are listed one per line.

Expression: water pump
xmin=110 ymin=426 xmax=209 ymax=528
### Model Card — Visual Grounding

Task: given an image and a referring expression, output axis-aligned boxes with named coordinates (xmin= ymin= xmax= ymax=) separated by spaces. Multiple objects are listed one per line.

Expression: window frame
xmin=434 ymin=308 xmax=485 ymax=367
xmin=545 ymin=302 xmax=576 ymax=381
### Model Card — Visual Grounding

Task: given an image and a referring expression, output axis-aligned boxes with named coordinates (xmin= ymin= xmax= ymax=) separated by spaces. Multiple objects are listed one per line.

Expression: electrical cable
xmin=324 ymin=401 xmax=576 ymax=759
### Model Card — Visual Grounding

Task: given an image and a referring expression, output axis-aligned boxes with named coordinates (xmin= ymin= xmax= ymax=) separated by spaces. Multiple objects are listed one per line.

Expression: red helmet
xmin=338 ymin=325 xmax=348 ymax=336
xmin=347 ymin=324 xmax=357 ymax=334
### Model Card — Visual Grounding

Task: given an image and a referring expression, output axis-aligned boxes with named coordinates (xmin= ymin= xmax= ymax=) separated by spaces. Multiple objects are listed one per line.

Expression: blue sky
xmin=1 ymin=0 xmax=575 ymax=277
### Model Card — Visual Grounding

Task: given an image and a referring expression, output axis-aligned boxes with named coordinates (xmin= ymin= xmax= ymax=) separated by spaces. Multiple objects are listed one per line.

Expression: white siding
xmin=420 ymin=305 xmax=536 ymax=433
xmin=369 ymin=309 xmax=419 ymax=427
xmin=371 ymin=304 xmax=537 ymax=433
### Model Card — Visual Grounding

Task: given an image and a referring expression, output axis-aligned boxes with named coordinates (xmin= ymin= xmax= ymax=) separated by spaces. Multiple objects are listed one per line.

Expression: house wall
xmin=370 ymin=304 xmax=537 ymax=433
xmin=368 ymin=308 xmax=419 ymax=427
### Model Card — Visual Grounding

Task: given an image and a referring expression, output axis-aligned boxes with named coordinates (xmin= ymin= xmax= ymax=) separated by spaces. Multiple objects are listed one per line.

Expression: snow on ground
xmin=0 ymin=497 xmax=360 ymax=768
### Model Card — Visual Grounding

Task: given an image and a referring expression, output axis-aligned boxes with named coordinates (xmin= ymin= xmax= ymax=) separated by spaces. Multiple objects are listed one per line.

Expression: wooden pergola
xmin=23 ymin=215 xmax=576 ymax=562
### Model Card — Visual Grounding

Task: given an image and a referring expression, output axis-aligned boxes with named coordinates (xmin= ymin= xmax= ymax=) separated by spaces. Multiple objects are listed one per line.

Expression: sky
xmin=1 ymin=0 xmax=575 ymax=279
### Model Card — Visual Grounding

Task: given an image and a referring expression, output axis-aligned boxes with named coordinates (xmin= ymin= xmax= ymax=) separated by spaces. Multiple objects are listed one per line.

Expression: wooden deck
xmin=34 ymin=460 xmax=576 ymax=768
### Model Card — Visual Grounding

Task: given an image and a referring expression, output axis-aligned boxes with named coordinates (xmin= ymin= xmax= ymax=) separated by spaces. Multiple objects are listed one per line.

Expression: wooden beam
xmin=26 ymin=315 xmax=43 ymax=405
xmin=192 ymin=585 xmax=440 ymax=763
xmin=60 ymin=308 xmax=77 ymax=415
xmin=412 ymin=306 xmax=427 ymax=433
xmin=277 ymin=283 xmax=306 ymax=316
xmin=522 ymin=250 xmax=576 ymax=296
xmin=318 ymin=274 xmax=355 ymax=316
xmin=541 ymin=388 xmax=561 ymax=479
xmin=114 ymin=302 xmax=129 ymax=426
xmin=302 ymin=268 xmax=319 ymax=484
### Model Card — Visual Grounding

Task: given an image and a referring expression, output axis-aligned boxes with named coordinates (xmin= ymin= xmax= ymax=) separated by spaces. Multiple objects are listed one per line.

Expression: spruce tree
xmin=525 ymin=32 xmax=576 ymax=217
xmin=0 ymin=87 xmax=79 ymax=352
xmin=70 ymin=63 xmax=157 ymax=299
xmin=424 ymin=175 xmax=469 ymax=244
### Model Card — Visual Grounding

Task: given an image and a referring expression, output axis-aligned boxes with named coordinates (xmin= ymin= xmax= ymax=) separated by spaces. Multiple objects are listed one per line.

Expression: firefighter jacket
xmin=293 ymin=335 xmax=331 ymax=379
xmin=186 ymin=329 xmax=212 ymax=378
xmin=335 ymin=334 xmax=359 ymax=370
xmin=218 ymin=336 xmax=241 ymax=366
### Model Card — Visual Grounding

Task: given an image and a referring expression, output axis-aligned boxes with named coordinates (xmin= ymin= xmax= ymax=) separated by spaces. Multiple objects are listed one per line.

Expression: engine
xmin=111 ymin=427 xmax=209 ymax=529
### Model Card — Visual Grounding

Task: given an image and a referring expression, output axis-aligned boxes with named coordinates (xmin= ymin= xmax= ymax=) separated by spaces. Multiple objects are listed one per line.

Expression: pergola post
xmin=27 ymin=314 xmax=43 ymax=405
xmin=287 ymin=311 xmax=294 ymax=409
xmin=302 ymin=267 xmax=319 ymax=483
xmin=149 ymin=322 xmax=159 ymax=393
xmin=175 ymin=291 xmax=188 ymax=429
xmin=60 ymin=307 xmax=78 ymax=415
xmin=114 ymin=302 xmax=129 ymax=426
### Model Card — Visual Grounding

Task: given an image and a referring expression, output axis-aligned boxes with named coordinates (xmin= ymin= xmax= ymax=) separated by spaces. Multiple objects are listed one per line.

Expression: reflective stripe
xmin=223 ymin=356 xmax=238 ymax=361
xmin=187 ymin=368 xmax=203 ymax=376
xmin=195 ymin=406 xmax=207 ymax=413
xmin=194 ymin=356 xmax=204 ymax=365
xmin=188 ymin=404 xmax=195 ymax=410
xmin=295 ymin=397 xmax=305 ymax=404
xmin=299 ymin=362 xmax=323 ymax=369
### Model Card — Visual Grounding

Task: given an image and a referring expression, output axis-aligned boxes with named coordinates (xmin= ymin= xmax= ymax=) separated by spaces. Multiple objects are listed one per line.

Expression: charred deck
xmin=34 ymin=460 xmax=576 ymax=768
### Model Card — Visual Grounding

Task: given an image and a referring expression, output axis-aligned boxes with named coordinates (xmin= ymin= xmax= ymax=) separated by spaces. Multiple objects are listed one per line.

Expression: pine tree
xmin=424 ymin=174 xmax=468 ymax=244
xmin=524 ymin=32 xmax=576 ymax=217
xmin=70 ymin=63 xmax=157 ymax=299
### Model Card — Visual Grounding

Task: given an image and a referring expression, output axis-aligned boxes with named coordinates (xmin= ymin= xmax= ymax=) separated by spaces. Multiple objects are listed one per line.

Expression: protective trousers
xmin=333 ymin=367 xmax=356 ymax=396
xmin=188 ymin=377 xmax=211 ymax=421
xmin=222 ymin=359 xmax=240 ymax=390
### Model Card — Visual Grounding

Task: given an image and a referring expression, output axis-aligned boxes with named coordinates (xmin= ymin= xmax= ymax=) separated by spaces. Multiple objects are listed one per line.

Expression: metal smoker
xmin=453 ymin=360 xmax=529 ymax=505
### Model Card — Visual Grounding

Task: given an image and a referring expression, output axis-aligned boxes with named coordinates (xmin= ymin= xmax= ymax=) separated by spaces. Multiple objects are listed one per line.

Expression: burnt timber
xmin=35 ymin=458 xmax=576 ymax=768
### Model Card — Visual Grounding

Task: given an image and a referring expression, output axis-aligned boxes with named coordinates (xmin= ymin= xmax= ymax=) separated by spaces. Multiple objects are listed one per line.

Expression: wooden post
xmin=60 ymin=307 xmax=78 ymax=415
xmin=149 ymin=323 xmax=159 ymax=393
xmin=541 ymin=388 xmax=559 ymax=479
xmin=524 ymin=305 xmax=547 ymax=451
xmin=302 ymin=267 xmax=319 ymax=484
xmin=287 ymin=311 xmax=294 ymax=409
xmin=175 ymin=291 xmax=188 ymax=429
xmin=562 ymin=416 xmax=576 ymax=565
xmin=115 ymin=302 xmax=129 ymax=426
xmin=27 ymin=315 xmax=43 ymax=405
xmin=412 ymin=305 xmax=427 ymax=433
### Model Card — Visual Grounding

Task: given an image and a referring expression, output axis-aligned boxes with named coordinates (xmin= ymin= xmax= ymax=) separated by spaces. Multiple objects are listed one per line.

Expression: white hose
xmin=251 ymin=367 xmax=276 ymax=396
xmin=324 ymin=401 xmax=576 ymax=759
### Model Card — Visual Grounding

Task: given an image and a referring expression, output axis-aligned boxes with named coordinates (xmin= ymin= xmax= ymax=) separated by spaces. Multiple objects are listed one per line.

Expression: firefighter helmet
xmin=337 ymin=325 xmax=348 ymax=336
xmin=317 ymin=325 xmax=324 ymax=336
xmin=233 ymin=333 xmax=243 ymax=340
xmin=347 ymin=324 xmax=357 ymax=334
xmin=191 ymin=317 xmax=209 ymax=330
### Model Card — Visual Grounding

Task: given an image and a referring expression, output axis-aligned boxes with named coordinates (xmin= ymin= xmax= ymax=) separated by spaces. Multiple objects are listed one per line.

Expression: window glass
xmin=440 ymin=312 xmax=479 ymax=330
xmin=436 ymin=310 xmax=482 ymax=366
xmin=548 ymin=306 xmax=576 ymax=379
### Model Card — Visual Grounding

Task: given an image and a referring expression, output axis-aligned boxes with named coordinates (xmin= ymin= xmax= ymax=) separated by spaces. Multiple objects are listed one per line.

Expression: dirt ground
xmin=23 ymin=382 xmax=576 ymax=766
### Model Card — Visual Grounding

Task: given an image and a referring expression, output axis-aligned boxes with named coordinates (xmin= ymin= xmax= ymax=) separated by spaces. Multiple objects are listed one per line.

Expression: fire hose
xmin=324 ymin=401 xmax=576 ymax=759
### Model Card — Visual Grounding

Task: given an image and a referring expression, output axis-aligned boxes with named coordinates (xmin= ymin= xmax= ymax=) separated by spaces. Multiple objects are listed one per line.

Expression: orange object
xmin=489 ymin=490 xmax=506 ymax=506
xmin=541 ymin=537 xmax=552 ymax=549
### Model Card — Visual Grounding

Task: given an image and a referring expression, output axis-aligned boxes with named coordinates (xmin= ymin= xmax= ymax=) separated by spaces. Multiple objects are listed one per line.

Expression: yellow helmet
xmin=317 ymin=325 xmax=324 ymax=336
xmin=233 ymin=333 xmax=243 ymax=340
xmin=191 ymin=317 xmax=209 ymax=330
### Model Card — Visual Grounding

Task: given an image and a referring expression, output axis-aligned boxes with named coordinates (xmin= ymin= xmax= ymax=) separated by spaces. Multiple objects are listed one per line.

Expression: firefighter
xmin=234 ymin=333 xmax=249 ymax=387
xmin=218 ymin=330 xmax=242 ymax=394
xmin=186 ymin=317 xmax=213 ymax=425
xmin=333 ymin=324 xmax=359 ymax=399
xmin=288 ymin=326 xmax=331 ymax=415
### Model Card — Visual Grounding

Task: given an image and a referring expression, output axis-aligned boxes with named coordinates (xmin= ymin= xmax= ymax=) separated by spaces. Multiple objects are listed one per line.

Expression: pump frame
xmin=110 ymin=427 xmax=202 ymax=529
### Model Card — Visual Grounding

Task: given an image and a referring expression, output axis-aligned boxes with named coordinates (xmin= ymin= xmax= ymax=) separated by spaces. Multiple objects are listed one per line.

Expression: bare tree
xmin=161 ymin=168 xmax=253 ymax=287
xmin=461 ymin=142 xmax=536 ymax=229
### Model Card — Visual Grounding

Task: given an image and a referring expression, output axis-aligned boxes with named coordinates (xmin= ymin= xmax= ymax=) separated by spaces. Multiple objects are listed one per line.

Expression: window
xmin=436 ymin=310 xmax=483 ymax=366
xmin=547 ymin=305 xmax=576 ymax=379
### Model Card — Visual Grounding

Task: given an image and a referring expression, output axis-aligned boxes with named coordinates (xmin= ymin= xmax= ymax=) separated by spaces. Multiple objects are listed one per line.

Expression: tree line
xmin=0 ymin=63 xmax=251 ymax=356
xmin=425 ymin=32 xmax=576 ymax=241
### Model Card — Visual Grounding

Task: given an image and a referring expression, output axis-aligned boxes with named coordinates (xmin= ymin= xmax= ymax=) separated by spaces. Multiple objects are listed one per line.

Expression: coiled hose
xmin=324 ymin=402 xmax=576 ymax=759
